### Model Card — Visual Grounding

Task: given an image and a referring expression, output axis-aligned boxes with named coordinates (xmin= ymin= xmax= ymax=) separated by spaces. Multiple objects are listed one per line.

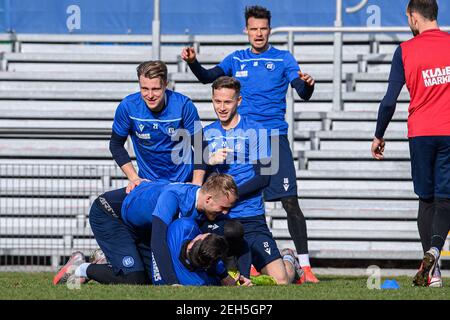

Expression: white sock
xmin=433 ymin=262 xmax=441 ymax=277
xmin=75 ymin=263 xmax=90 ymax=278
xmin=429 ymin=247 xmax=440 ymax=259
xmin=282 ymin=254 xmax=296 ymax=268
xmin=298 ymin=254 xmax=310 ymax=267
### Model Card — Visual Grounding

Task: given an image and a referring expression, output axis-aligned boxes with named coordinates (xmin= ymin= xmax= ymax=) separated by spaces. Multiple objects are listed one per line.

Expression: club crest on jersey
xmin=122 ymin=256 xmax=135 ymax=268
xmin=167 ymin=127 xmax=176 ymax=136
xmin=265 ymin=62 xmax=275 ymax=71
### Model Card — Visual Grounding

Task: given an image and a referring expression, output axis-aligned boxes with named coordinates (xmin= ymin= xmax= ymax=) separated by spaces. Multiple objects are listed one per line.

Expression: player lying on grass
xmin=157 ymin=217 xmax=252 ymax=286
xmin=53 ymin=173 xmax=238 ymax=286
xmin=195 ymin=76 xmax=303 ymax=285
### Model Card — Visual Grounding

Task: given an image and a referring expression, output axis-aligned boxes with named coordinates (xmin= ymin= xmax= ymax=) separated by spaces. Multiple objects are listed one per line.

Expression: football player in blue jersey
xmin=182 ymin=6 xmax=318 ymax=283
xmin=159 ymin=217 xmax=251 ymax=286
xmin=109 ymin=60 xmax=204 ymax=194
xmin=195 ymin=76 xmax=301 ymax=285
xmin=52 ymin=173 xmax=238 ymax=286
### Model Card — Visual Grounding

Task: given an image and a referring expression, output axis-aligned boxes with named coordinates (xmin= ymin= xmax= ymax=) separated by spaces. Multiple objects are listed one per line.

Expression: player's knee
xmin=124 ymin=271 xmax=151 ymax=285
xmin=272 ymin=273 xmax=289 ymax=285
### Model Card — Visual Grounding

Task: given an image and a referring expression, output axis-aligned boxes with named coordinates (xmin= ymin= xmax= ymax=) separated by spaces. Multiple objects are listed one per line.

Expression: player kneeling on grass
xmin=53 ymin=173 xmax=238 ymax=286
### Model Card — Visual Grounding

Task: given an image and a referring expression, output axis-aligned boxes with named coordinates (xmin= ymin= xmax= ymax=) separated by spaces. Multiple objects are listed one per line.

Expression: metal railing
xmin=0 ymin=163 xmax=123 ymax=271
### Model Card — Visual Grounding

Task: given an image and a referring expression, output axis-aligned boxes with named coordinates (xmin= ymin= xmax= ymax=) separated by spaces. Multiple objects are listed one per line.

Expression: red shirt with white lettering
xmin=401 ymin=29 xmax=450 ymax=137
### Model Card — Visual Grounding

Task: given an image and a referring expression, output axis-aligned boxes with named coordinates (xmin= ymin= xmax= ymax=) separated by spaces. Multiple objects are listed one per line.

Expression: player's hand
xmin=299 ymin=71 xmax=315 ymax=86
xmin=238 ymin=275 xmax=253 ymax=287
xmin=126 ymin=178 xmax=149 ymax=194
xmin=371 ymin=137 xmax=385 ymax=160
xmin=181 ymin=47 xmax=197 ymax=64
xmin=208 ymin=148 xmax=233 ymax=166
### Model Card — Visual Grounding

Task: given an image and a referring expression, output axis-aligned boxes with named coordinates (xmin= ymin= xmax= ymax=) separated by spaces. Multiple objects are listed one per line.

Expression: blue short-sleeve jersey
xmin=204 ymin=115 xmax=270 ymax=219
xmin=112 ymin=90 xmax=201 ymax=182
xmin=121 ymin=181 xmax=203 ymax=229
xmin=120 ymin=180 xmax=168 ymax=229
xmin=152 ymin=183 xmax=203 ymax=225
xmin=217 ymin=46 xmax=300 ymax=135
xmin=166 ymin=218 xmax=220 ymax=286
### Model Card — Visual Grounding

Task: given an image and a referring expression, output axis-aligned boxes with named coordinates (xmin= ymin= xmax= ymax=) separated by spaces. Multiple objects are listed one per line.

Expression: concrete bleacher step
xmin=0 ymin=164 xmax=122 ymax=177
xmin=0 ymin=100 xmax=216 ymax=120
xmin=304 ymin=161 xmax=411 ymax=171
xmin=300 ymin=150 xmax=410 ymax=160
xmin=0 ymin=90 xmax=411 ymax=103
xmin=298 ymin=180 xmax=413 ymax=192
xmin=0 ymin=198 xmax=90 ymax=216
xmin=0 ymin=81 xmax=139 ymax=92
xmin=0 ymin=71 xmax=137 ymax=82
xmin=0 ymin=178 xmax=127 ymax=196
xmin=297 ymin=170 xmax=411 ymax=180
xmin=0 ymin=139 xmax=111 ymax=157
xmin=276 ymin=240 xmax=426 ymax=260
xmin=272 ymin=228 xmax=418 ymax=240
xmin=296 ymin=188 xmax=416 ymax=199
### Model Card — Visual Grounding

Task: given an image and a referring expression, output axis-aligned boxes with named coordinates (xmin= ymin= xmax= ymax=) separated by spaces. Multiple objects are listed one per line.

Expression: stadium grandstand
xmin=0 ymin=0 xmax=449 ymax=273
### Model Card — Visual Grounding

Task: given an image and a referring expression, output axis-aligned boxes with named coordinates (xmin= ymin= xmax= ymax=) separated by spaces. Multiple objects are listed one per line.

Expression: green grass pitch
xmin=0 ymin=273 xmax=449 ymax=300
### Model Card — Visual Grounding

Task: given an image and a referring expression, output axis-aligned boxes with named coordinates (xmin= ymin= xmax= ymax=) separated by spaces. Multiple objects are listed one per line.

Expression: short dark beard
xmin=410 ymin=26 xmax=420 ymax=37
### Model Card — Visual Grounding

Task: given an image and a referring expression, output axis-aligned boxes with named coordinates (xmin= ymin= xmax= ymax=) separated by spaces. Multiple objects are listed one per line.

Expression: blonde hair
xmin=202 ymin=173 xmax=238 ymax=200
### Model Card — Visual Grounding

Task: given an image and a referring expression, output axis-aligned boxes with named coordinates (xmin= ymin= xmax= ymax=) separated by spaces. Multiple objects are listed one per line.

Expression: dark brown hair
xmin=136 ymin=60 xmax=168 ymax=83
xmin=211 ymin=76 xmax=241 ymax=97
xmin=407 ymin=0 xmax=438 ymax=21
xmin=245 ymin=5 xmax=271 ymax=27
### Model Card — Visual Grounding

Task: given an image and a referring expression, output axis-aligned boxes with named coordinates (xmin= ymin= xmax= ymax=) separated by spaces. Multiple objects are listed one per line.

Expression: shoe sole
xmin=428 ymin=279 xmax=443 ymax=288
xmin=52 ymin=254 xmax=83 ymax=285
xmin=412 ymin=253 xmax=436 ymax=287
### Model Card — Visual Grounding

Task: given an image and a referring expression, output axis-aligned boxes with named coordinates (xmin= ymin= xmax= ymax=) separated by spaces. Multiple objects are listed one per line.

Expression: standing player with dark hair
xmin=109 ymin=60 xmax=203 ymax=193
xmin=181 ymin=5 xmax=318 ymax=283
xmin=371 ymin=0 xmax=450 ymax=287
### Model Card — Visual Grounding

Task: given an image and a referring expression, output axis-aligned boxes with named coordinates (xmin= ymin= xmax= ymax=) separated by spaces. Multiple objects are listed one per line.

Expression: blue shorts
xmin=264 ymin=135 xmax=298 ymax=201
xmin=409 ymin=136 xmax=450 ymax=199
xmin=89 ymin=199 xmax=152 ymax=276
xmin=237 ymin=215 xmax=281 ymax=271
